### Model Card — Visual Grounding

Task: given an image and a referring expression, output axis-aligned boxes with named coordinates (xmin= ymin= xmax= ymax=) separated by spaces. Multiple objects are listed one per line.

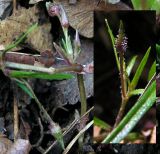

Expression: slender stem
xmin=119 ymin=52 xmax=126 ymax=98
xmin=113 ymin=51 xmax=127 ymax=128
xmin=113 ymin=99 xmax=128 ymax=129
xmin=77 ymin=74 xmax=87 ymax=152
xmin=77 ymin=74 xmax=87 ymax=116
xmin=4 ymin=62 xmax=83 ymax=74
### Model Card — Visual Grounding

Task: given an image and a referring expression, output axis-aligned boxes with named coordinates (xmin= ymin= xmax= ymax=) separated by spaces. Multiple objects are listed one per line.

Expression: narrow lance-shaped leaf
xmin=131 ymin=0 xmax=142 ymax=9
xmin=15 ymin=79 xmax=34 ymax=98
xmin=130 ymin=47 xmax=151 ymax=91
xmin=148 ymin=61 xmax=156 ymax=81
xmin=156 ymin=44 xmax=160 ymax=62
xmin=128 ymin=89 xmax=144 ymax=97
xmin=157 ymin=44 xmax=160 ymax=55
xmin=16 ymin=79 xmax=65 ymax=149
xmin=105 ymin=19 xmax=120 ymax=71
xmin=146 ymin=0 xmax=155 ymax=9
xmin=126 ymin=55 xmax=137 ymax=76
xmin=102 ymin=79 xmax=156 ymax=143
xmin=9 ymin=70 xmax=74 ymax=80
xmin=94 ymin=117 xmax=112 ymax=130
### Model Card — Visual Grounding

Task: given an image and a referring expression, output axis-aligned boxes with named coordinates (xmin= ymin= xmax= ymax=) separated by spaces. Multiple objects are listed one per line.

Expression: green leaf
xmin=151 ymin=0 xmax=160 ymax=14
xmin=156 ymin=44 xmax=160 ymax=56
xmin=94 ymin=117 xmax=111 ymax=130
xmin=15 ymin=80 xmax=34 ymax=98
xmin=148 ymin=61 xmax=156 ymax=81
xmin=126 ymin=55 xmax=137 ymax=76
xmin=124 ymin=132 xmax=144 ymax=142
xmin=130 ymin=47 xmax=151 ymax=90
xmin=128 ymin=89 xmax=144 ymax=97
xmin=102 ymin=80 xmax=156 ymax=143
xmin=105 ymin=19 xmax=120 ymax=71
xmin=145 ymin=0 xmax=155 ymax=9
xmin=9 ymin=71 xmax=74 ymax=80
xmin=131 ymin=0 xmax=142 ymax=9
xmin=50 ymin=122 xmax=65 ymax=150
xmin=131 ymin=0 xmax=155 ymax=10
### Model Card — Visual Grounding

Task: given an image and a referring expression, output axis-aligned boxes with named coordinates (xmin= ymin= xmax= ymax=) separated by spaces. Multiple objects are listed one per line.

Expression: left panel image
xmin=0 ymin=0 xmax=94 ymax=153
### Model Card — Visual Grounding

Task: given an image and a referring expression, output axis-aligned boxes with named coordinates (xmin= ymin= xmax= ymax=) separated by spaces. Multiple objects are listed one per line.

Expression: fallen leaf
xmin=53 ymin=0 xmax=131 ymax=38
xmin=0 ymin=6 xmax=53 ymax=52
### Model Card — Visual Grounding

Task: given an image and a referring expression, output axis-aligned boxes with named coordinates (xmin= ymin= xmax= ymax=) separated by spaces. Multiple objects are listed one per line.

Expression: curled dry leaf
xmin=54 ymin=0 xmax=131 ymax=38
xmin=0 ymin=6 xmax=53 ymax=52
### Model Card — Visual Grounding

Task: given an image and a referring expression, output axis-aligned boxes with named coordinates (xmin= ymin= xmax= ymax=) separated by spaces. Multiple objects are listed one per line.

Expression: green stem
xmin=77 ymin=74 xmax=87 ymax=116
xmin=119 ymin=52 xmax=126 ymax=98
xmin=4 ymin=62 xmax=83 ymax=74
xmin=77 ymin=74 xmax=87 ymax=152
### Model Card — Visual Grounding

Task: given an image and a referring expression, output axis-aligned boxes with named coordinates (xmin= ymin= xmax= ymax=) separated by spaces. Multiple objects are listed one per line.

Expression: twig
xmin=13 ymin=87 xmax=19 ymax=141
xmin=62 ymin=120 xmax=93 ymax=154
xmin=43 ymin=107 xmax=94 ymax=154
xmin=13 ymin=0 xmax=17 ymax=14
xmin=32 ymin=118 xmax=44 ymax=147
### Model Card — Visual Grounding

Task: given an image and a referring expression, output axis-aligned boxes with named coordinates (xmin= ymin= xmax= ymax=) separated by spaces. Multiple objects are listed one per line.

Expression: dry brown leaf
xmin=54 ymin=0 xmax=131 ymax=38
xmin=0 ymin=6 xmax=53 ymax=52
xmin=0 ymin=135 xmax=13 ymax=154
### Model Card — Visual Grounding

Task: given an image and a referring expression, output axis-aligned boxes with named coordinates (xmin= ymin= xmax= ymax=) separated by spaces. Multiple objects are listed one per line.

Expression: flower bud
xmin=115 ymin=21 xmax=128 ymax=53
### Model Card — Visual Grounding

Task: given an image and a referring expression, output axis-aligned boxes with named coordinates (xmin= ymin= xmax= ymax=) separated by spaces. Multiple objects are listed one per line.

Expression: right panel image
xmin=94 ymin=10 xmax=156 ymax=148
